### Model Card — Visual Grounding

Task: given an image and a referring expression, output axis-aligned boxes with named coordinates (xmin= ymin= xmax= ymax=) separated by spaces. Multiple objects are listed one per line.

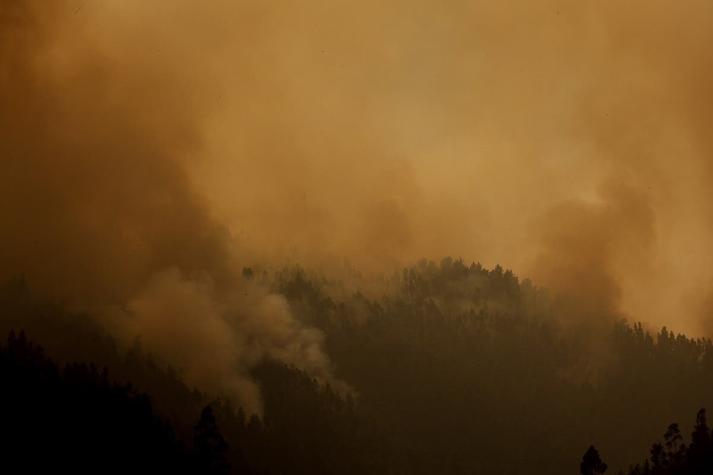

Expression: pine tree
xmin=581 ymin=446 xmax=608 ymax=475
xmin=687 ymin=409 xmax=712 ymax=473
xmin=193 ymin=405 xmax=230 ymax=475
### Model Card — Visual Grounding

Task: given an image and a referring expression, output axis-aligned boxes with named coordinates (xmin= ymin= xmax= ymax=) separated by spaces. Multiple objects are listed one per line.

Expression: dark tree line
xmin=585 ymin=407 xmax=713 ymax=475
xmin=0 ymin=328 xmax=379 ymax=475
xmin=0 ymin=277 xmax=380 ymax=474
xmin=4 ymin=258 xmax=713 ymax=474
xmin=0 ymin=330 xmax=229 ymax=474
xmin=275 ymin=258 xmax=713 ymax=474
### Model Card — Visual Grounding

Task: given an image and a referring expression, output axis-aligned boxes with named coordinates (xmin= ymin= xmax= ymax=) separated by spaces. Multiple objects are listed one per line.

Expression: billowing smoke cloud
xmin=0 ymin=0 xmax=340 ymax=413
xmin=529 ymin=179 xmax=656 ymax=325
xmin=4 ymin=0 xmax=713 ymax=410
xmin=188 ymin=0 xmax=713 ymax=334
xmin=106 ymin=269 xmax=337 ymax=414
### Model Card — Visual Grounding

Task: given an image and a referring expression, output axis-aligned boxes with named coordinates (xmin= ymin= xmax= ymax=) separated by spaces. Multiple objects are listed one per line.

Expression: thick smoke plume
xmin=0 ymin=0 xmax=339 ymax=414
xmin=191 ymin=0 xmax=713 ymax=334
xmin=3 ymin=0 xmax=713 ymax=411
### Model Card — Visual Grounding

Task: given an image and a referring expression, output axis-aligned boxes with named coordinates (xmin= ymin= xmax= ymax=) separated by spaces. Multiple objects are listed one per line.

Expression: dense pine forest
xmin=3 ymin=259 xmax=713 ymax=474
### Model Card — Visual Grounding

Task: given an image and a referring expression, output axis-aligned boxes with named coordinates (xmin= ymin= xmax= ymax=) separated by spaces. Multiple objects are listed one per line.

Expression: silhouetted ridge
xmin=3 ymin=259 xmax=713 ymax=474
xmin=585 ymin=408 xmax=713 ymax=474
xmin=0 ymin=331 xmax=226 ymax=474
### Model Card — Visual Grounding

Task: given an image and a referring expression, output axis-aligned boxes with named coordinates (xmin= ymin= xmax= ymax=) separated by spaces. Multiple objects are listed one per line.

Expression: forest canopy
xmin=3 ymin=259 xmax=713 ymax=474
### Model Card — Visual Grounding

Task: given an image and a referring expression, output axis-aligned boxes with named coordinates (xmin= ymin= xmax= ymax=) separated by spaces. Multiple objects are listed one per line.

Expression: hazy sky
xmin=3 ymin=0 xmax=713 ymax=345
xmin=193 ymin=0 xmax=713 ymax=334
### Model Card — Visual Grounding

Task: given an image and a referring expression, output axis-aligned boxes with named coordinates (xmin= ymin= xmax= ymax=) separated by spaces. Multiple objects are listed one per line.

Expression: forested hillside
xmin=0 ymin=330 xmax=214 ymax=474
xmin=584 ymin=408 xmax=713 ymax=475
xmin=3 ymin=259 xmax=713 ymax=473
xmin=5 ymin=1 xmax=713 ymax=473
xmin=275 ymin=259 xmax=713 ymax=473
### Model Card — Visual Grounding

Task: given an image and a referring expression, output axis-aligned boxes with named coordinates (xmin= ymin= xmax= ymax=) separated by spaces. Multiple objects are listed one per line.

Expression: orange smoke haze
xmin=194 ymin=0 xmax=713 ymax=334
xmin=2 ymin=0 xmax=713 ymax=408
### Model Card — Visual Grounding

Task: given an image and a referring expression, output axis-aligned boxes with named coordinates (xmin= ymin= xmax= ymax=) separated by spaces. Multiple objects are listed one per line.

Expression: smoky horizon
xmin=3 ymin=2 xmax=713 ymax=474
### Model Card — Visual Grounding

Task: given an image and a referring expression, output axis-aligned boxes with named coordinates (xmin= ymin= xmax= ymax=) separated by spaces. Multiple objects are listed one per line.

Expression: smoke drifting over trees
xmin=0 ymin=0 xmax=340 ymax=413
xmin=3 ymin=0 xmax=713 ymax=472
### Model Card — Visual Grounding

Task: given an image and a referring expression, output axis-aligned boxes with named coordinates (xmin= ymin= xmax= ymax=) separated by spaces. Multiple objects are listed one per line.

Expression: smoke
xmin=0 ymin=0 xmax=340 ymax=413
xmin=529 ymin=179 xmax=656 ymax=325
xmin=4 ymin=0 xmax=713 ymax=409
xmin=189 ymin=0 xmax=713 ymax=334
xmin=106 ymin=269 xmax=337 ymax=414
